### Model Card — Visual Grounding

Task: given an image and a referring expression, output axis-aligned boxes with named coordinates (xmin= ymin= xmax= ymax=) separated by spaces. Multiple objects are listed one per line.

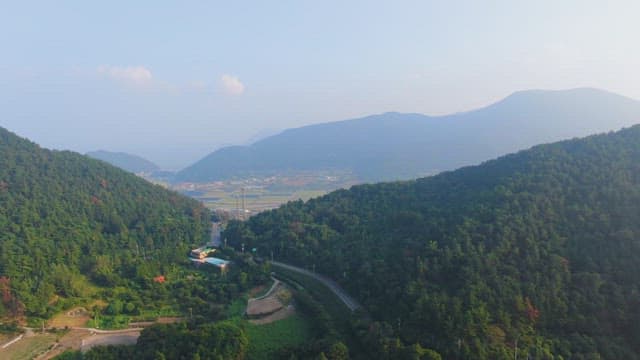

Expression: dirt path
xmin=9 ymin=327 xmax=144 ymax=359
xmin=250 ymin=278 xmax=280 ymax=301
xmin=249 ymin=305 xmax=295 ymax=325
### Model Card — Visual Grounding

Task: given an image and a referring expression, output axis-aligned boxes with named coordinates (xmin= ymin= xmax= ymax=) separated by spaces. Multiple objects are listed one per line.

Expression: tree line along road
xmin=270 ymin=261 xmax=361 ymax=311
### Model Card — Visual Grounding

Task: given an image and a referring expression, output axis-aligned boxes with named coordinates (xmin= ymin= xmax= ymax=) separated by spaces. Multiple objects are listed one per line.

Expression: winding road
xmin=271 ymin=261 xmax=361 ymax=311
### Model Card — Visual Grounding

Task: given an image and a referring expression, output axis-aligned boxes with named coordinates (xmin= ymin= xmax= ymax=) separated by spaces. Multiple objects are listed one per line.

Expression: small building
xmin=189 ymin=257 xmax=231 ymax=271
xmin=203 ymin=257 xmax=230 ymax=269
xmin=189 ymin=246 xmax=216 ymax=259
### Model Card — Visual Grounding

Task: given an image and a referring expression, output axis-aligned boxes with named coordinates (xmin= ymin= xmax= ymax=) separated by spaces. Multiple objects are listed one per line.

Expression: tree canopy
xmin=0 ymin=127 xmax=210 ymax=317
xmin=226 ymin=125 xmax=640 ymax=359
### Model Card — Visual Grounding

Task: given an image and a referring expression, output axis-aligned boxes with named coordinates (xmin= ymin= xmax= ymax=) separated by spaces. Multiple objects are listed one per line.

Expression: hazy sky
xmin=1 ymin=1 xmax=639 ymax=169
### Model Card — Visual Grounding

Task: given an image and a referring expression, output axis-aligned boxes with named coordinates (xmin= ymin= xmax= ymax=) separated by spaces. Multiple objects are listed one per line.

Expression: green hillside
xmin=0 ymin=127 xmax=210 ymax=318
xmin=226 ymin=125 xmax=640 ymax=359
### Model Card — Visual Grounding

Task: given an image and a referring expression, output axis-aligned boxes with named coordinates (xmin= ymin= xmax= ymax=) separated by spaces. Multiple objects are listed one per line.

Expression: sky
xmin=1 ymin=1 xmax=640 ymax=169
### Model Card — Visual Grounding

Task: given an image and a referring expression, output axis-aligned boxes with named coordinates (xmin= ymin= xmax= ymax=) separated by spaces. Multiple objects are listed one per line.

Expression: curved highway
xmin=271 ymin=261 xmax=361 ymax=311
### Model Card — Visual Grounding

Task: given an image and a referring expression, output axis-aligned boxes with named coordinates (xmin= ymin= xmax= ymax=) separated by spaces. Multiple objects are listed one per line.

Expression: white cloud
xmin=220 ymin=74 xmax=245 ymax=95
xmin=97 ymin=65 xmax=153 ymax=85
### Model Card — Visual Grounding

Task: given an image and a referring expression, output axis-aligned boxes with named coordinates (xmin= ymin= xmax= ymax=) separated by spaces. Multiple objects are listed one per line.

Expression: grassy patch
xmin=244 ymin=314 xmax=313 ymax=360
xmin=86 ymin=315 xmax=130 ymax=329
xmin=272 ymin=266 xmax=368 ymax=355
xmin=226 ymin=296 xmax=248 ymax=319
xmin=272 ymin=267 xmax=352 ymax=327
xmin=135 ymin=307 xmax=181 ymax=321
xmin=0 ymin=333 xmax=57 ymax=360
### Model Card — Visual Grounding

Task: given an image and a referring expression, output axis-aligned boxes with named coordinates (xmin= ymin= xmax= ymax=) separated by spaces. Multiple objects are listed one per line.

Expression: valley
xmin=171 ymin=171 xmax=357 ymax=216
xmin=4 ymin=2 xmax=639 ymax=359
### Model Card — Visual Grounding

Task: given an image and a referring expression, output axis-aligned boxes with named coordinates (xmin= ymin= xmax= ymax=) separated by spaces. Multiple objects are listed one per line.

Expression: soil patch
xmin=248 ymin=284 xmax=268 ymax=297
xmin=80 ymin=332 xmax=140 ymax=352
xmin=246 ymin=283 xmax=290 ymax=317
xmin=249 ymin=305 xmax=296 ymax=325
xmin=49 ymin=307 xmax=90 ymax=328
xmin=246 ymin=282 xmax=296 ymax=324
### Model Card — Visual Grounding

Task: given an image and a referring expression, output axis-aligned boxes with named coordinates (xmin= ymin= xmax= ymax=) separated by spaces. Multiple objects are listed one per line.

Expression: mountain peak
xmin=498 ymin=87 xmax=636 ymax=105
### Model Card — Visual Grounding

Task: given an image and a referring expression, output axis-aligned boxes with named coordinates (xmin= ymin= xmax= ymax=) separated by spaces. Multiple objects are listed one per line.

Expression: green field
xmin=271 ymin=266 xmax=368 ymax=356
xmin=224 ymin=288 xmax=313 ymax=360
xmin=244 ymin=314 xmax=313 ymax=360
xmin=198 ymin=188 xmax=328 ymax=212
xmin=272 ymin=267 xmax=352 ymax=327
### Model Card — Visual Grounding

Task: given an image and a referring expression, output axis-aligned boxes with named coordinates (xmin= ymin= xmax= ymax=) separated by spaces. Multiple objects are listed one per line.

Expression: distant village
xmin=168 ymin=171 xmax=356 ymax=217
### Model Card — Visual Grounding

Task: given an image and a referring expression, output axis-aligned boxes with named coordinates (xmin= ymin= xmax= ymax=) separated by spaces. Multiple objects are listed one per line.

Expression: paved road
xmin=271 ymin=261 xmax=361 ymax=311
xmin=22 ymin=326 xmax=143 ymax=334
xmin=80 ymin=332 xmax=140 ymax=352
xmin=210 ymin=222 xmax=222 ymax=247
xmin=71 ymin=327 xmax=143 ymax=334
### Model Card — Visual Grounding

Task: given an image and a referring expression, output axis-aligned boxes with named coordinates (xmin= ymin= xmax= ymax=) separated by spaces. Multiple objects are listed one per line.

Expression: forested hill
xmin=176 ymin=88 xmax=640 ymax=183
xmin=86 ymin=150 xmax=160 ymax=173
xmin=226 ymin=125 xmax=640 ymax=359
xmin=0 ymin=127 xmax=209 ymax=318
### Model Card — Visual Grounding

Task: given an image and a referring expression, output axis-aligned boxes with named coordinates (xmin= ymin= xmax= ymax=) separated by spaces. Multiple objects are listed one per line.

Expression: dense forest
xmin=0 ymin=127 xmax=210 ymax=318
xmin=226 ymin=125 xmax=640 ymax=359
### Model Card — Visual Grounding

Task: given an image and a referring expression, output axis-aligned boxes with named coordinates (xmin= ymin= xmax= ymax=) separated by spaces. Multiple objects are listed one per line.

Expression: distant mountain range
xmin=87 ymin=150 xmax=160 ymax=174
xmin=175 ymin=88 xmax=640 ymax=183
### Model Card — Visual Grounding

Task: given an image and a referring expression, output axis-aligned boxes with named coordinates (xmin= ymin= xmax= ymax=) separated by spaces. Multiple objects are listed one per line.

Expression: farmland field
xmin=196 ymin=188 xmax=328 ymax=212
xmin=244 ymin=314 xmax=313 ymax=360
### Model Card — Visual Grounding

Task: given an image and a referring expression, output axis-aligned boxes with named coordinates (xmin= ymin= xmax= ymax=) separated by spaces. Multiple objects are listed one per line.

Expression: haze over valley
xmin=3 ymin=2 xmax=640 ymax=359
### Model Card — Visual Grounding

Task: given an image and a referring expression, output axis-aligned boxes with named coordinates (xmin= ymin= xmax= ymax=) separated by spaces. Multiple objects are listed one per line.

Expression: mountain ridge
xmin=87 ymin=150 xmax=160 ymax=173
xmin=175 ymin=87 xmax=640 ymax=183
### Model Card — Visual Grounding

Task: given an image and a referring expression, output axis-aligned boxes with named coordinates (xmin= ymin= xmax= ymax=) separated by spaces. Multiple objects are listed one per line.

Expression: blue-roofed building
xmin=204 ymin=257 xmax=230 ymax=269
xmin=189 ymin=257 xmax=230 ymax=271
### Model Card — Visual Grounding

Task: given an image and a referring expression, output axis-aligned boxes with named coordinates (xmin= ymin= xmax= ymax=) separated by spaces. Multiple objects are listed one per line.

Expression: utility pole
xmin=241 ymin=187 xmax=246 ymax=220
xmin=235 ymin=192 xmax=239 ymax=219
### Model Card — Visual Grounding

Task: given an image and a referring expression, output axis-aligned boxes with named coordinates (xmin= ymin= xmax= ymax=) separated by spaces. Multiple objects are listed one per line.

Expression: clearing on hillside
xmin=246 ymin=281 xmax=294 ymax=323
xmin=49 ymin=307 xmax=91 ymax=328
xmin=0 ymin=333 xmax=57 ymax=360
